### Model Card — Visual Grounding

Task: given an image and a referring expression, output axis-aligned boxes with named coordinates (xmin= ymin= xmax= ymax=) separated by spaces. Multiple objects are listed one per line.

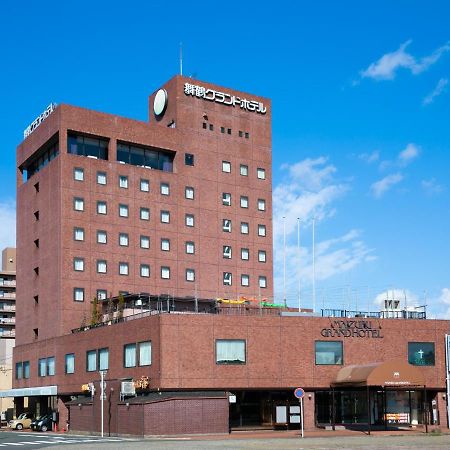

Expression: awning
xmin=331 ymin=359 xmax=425 ymax=387
xmin=0 ymin=386 xmax=57 ymax=398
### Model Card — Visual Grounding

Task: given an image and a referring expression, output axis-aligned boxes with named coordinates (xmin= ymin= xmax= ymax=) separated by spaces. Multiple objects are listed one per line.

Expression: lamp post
xmin=99 ymin=370 xmax=108 ymax=437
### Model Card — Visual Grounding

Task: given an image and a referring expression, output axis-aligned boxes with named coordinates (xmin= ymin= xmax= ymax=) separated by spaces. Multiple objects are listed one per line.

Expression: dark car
xmin=30 ymin=414 xmax=53 ymax=432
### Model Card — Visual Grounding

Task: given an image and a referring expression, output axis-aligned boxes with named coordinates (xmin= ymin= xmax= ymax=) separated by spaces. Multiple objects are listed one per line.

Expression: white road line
xmin=0 ymin=444 xmax=24 ymax=446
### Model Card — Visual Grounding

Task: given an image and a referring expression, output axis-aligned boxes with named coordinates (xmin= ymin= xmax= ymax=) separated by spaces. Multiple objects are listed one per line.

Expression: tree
xmin=90 ymin=297 xmax=101 ymax=326
xmin=117 ymin=293 xmax=125 ymax=321
xmin=107 ymin=292 xmax=114 ymax=322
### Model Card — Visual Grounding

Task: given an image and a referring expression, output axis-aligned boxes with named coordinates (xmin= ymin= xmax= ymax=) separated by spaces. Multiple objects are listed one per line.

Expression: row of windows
xmin=221 ymin=193 xmax=266 ymax=211
xmin=221 ymin=162 xmax=265 ymax=179
xmin=202 ymin=123 xmax=250 ymax=140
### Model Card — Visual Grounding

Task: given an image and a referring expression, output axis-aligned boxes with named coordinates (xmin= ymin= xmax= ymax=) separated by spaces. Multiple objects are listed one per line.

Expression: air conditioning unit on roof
xmin=121 ymin=381 xmax=136 ymax=396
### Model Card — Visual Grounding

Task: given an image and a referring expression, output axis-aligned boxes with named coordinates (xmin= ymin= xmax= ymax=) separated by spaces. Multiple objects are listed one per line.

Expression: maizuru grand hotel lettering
xmin=184 ymin=82 xmax=267 ymax=114
xmin=321 ymin=320 xmax=383 ymax=338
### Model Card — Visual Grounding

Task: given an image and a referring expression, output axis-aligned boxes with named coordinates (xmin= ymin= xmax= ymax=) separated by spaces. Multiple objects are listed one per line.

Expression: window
xmin=97 ymin=171 xmax=107 ymax=185
xmin=74 ymin=227 xmax=84 ymax=241
xmin=86 ymin=350 xmax=97 ymax=372
xmin=315 ymin=341 xmax=343 ymax=365
xmin=223 ymin=272 xmax=232 ymax=286
xmin=222 ymin=161 xmax=231 ymax=173
xmin=240 ymin=164 xmax=248 ymax=176
xmin=140 ymin=207 xmax=150 ymax=220
xmin=97 ymin=260 xmax=107 ymax=273
xmin=161 ymin=210 xmax=170 ymax=223
xmin=258 ymin=250 xmax=267 ymax=263
xmin=119 ymin=233 xmax=129 ymax=246
xmin=240 ymin=196 xmax=249 ymax=208
xmin=258 ymin=224 xmax=266 ymax=237
xmin=47 ymin=357 xmax=55 ymax=376
xmin=124 ymin=344 xmax=136 ymax=368
xmin=65 ymin=353 xmax=75 ymax=374
xmin=209 ymin=124 xmax=214 ymax=131
xmin=140 ymin=178 xmax=149 ymax=192
xmin=227 ymin=128 xmax=231 ymax=135
xmin=140 ymin=264 xmax=150 ymax=277
xmin=259 ymin=276 xmax=267 ymax=288
xmin=220 ymin=126 xmax=225 ymax=133
xmin=408 ymin=342 xmax=435 ymax=366
xmin=74 ymin=197 xmax=84 ymax=211
xmin=222 ymin=193 xmax=231 ymax=206
xmin=223 ymin=246 xmax=232 ymax=259
xmin=241 ymin=248 xmax=249 ymax=260
xmin=74 ymin=257 xmax=84 ymax=272
xmin=160 ymin=183 xmax=170 ymax=195
xmin=124 ymin=342 xmax=151 ymax=367
xmin=139 ymin=341 xmax=151 ymax=366
xmin=222 ymin=219 xmax=232 ymax=232
xmin=38 ymin=358 xmax=46 ymax=377
xmin=257 ymin=168 xmax=266 ymax=180
xmin=97 ymin=201 xmax=107 ymax=215
xmin=116 ymin=142 xmax=173 ymax=172
xmin=99 ymin=348 xmax=109 ymax=371
xmin=241 ymin=274 xmax=250 ymax=287
xmin=74 ymin=287 xmax=84 ymax=302
xmin=161 ymin=266 xmax=170 ymax=279
xmin=258 ymin=199 xmax=266 ymax=211
xmin=241 ymin=222 xmax=249 ymax=234
xmin=97 ymin=230 xmax=107 ymax=244
xmin=73 ymin=167 xmax=84 ymax=181
xmin=185 ymin=153 xmax=194 ymax=166
xmin=68 ymin=133 xmax=108 ymax=160
xmin=15 ymin=362 xmax=22 ymax=380
xmin=245 ymin=132 xmax=249 ymax=139
xmin=119 ymin=204 xmax=129 ymax=218
xmin=185 ymin=214 xmax=194 ymax=227
xmin=186 ymin=241 xmax=195 ymax=254
xmin=186 ymin=269 xmax=195 ymax=282
xmin=140 ymin=235 xmax=150 ymax=249
xmin=203 ymin=122 xmax=207 ymax=129
xmin=97 ymin=290 xmax=107 ymax=300
xmin=239 ymin=130 xmax=243 ymax=137
xmin=119 ymin=175 xmax=128 ymax=188
xmin=23 ymin=361 xmax=30 ymax=379
xmin=185 ymin=186 xmax=194 ymax=200
xmin=216 ymin=340 xmax=245 ymax=365
xmin=161 ymin=239 xmax=170 ymax=251
xmin=119 ymin=262 xmax=129 ymax=276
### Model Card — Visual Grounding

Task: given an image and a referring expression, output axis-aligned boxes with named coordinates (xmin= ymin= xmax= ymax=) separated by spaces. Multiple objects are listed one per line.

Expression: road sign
xmin=294 ymin=387 xmax=305 ymax=399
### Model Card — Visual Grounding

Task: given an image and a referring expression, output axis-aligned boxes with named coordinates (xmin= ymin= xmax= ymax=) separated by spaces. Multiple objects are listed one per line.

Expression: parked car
xmin=8 ymin=412 xmax=34 ymax=430
xmin=31 ymin=414 xmax=53 ymax=432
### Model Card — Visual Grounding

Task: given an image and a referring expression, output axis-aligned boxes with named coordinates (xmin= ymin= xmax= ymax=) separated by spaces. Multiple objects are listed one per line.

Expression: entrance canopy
xmin=331 ymin=359 xmax=425 ymax=387
xmin=0 ymin=385 xmax=57 ymax=398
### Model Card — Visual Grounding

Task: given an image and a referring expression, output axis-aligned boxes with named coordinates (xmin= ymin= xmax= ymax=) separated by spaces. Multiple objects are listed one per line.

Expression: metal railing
xmin=321 ymin=308 xmax=426 ymax=320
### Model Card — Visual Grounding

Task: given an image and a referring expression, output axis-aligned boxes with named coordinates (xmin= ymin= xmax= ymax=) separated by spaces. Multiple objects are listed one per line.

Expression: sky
xmin=1 ymin=0 xmax=449 ymax=316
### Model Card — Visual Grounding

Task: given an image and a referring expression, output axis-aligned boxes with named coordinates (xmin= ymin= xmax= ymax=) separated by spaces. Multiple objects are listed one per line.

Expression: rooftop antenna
xmin=179 ymin=42 xmax=183 ymax=76
xmin=312 ymin=216 xmax=316 ymax=313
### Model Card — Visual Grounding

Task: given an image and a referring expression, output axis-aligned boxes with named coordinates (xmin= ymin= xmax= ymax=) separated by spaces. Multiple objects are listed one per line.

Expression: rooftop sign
xmin=23 ymin=103 xmax=57 ymax=139
xmin=184 ymin=83 xmax=267 ymax=114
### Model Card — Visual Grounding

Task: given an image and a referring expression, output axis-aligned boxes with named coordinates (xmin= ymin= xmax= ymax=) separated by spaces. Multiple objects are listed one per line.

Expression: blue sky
xmin=1 ymin=1 xmax=449 ymax=315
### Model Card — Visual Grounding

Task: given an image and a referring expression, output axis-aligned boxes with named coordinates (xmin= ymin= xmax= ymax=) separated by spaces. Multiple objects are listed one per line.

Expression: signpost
xmin=294 ymin=387 xmax=305 ymax=438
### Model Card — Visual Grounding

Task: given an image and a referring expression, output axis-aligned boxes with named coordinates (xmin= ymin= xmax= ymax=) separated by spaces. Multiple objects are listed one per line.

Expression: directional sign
xmin=294 ymin=387 xmax=305 ymax=399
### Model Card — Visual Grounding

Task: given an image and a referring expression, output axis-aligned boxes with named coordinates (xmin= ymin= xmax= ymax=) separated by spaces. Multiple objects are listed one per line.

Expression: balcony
xmin=0 ymin=280 xmax=16 ymax=287
xmin=0 ymin=330 xmax=15 ymax=337
xmin=0 ymin=317 xmax=15 ymax=324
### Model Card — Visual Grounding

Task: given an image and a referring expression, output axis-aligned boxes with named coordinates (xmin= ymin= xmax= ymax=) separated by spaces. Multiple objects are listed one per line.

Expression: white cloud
xmin=360 ymin=40 xmax=450 ymax=81
xmin=370 ymin=173 xmax=404 ymax=198
xmin=436 ymin=288 xmax=450 ymax=318
xmin=423 ymin=78 xmax=448 ymax=105
xmin=421 ymin=178 xmax=444 ymax=195
xmin=373 ymin=289 xmax=420 ymax=309
xmin=358 ymin=151 xmax=380 ymax=164
xmin=0 ymin=200 xmax=16 ymax=255
xmin=398 ymin=143 xmax=420 ymax=165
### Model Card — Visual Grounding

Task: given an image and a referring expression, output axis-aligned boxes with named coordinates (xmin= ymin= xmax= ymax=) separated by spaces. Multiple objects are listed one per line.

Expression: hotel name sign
xmin=184 ymin=83 xmax=267 ymax=114
xmin=321 ymin=320 xmax=383 ymax=339
xmin=23 ymin=103 xmax=57 ymax=138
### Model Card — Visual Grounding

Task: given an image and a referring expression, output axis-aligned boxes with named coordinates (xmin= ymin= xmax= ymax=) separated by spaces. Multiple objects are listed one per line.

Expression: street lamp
xmin=99 ymin=370 xmax=108 ymax=437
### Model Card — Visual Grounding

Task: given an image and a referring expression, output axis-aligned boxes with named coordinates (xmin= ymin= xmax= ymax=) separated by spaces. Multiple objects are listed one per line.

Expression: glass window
xmin=258 ymin=224 xmax=266 ymax=237
xmin=258 ymin=250 xmax=267 ymax=263
xmin=315 ymin=341 xmax=343 ymax=365
xmin=258 ymin=199 xmax=266 ymax=211
xmin=119 ymin=175 xmax=128 ymax=188
xmin=97 ymin=201 xmax=107 ymax=215
xmin=119 ymin=204 xmax=129 ymax=217
xmin=74 ymin=167 xmax=84 ymax=181
xmin=160 ymin=183 xmax=170 ymax=195
xmin=74 ymin=227 xmax=84 ymax=241
xmin=116 ymin=142 xmax=173 ymax=171
xmin=124 ymin=343 xmax=136 ymax=368
xmin=74 ymin=287 xmax=84 ymax=302
xmin=259 ymin=276 xmax=267 ymax=288
xmin=87 ymin=350 xmax=97 ymax=372
xmin=119 ymin=233 xmax=129 ymax=246
xmin=186 ymin=241 xmax=195 ymax=254
xmin=97 ymin=290 xmax=107 ymax=300
xmin=74 ymin=258 xmax=84 ymax=272
xmin=23 ymin=361 xmax=30 ymax=379
xmin=241 ymin=248 xmax=249 ymax=260
xmin=185 ymin=153 xmax=194 ymax=166
xmin=119 ymin=262 xmax=129 ymax=276
xmin=65 ymin=353 xmax=75 ymax=374
xmin=161 ymin=266 xmax=170 ymax=279
xmin=216 ymin=340 xmax=245 ymax=365
xmin=15 ymin=362 xmax=22 ymax=380
xmin=140 ymin=207 xmax=150 ymax=220
xmin=97 ymin=230 xmax=107 ymax=244
xmin=257 ymin=168 xmax=266 ymax=179
xmin=185 ymin=186 xmax=194 ymax=200
xmin=97 ymin=171 xmax=107 ymax=185
xmin=140 ymin=178 xmax=149 ymax=192
xmin=97 ymin=260 xmax=107 ymax=273
xmin=241 ymin=222 xmax=249 ymax=234
xmin=161 ymin=210 xmax=170 ymax=223
xmin=222 ymin=161 xmax=231 ymax=173
xmin=245 ymin=132 xmax=249 ymax=139
xmin=74 ymin=197 xmax=84 ymax=211
xmin=140 ymin=264 xmax=150 ymax=277
xmin=240 ymin=196 xmax=249 ymax=208
xmin=223 ymin=272 xmax=232 ymax=286
xmin=185 ymin=214 xmax=194 ymax=227
xmin=186 ymin=269 xmax=195 ymax=282
xmin=38 ymin=358 xmax=46 ymax=377
xmin=241 ymin=274 xmax=249 ymax=286
xmin=223 ymin=246 xmax=232 ymax=259
xmin=140 ymin=235 xmax=150 ymax=249
xmin=68 ymin=133 xmax=108 ymax=160
xmin=161 ymin=239 xmax=170 ymax=251
xmin=47 ymin=357 xmax=55 ymax=376
xmin=139 ymin=341 xmax=151 ymax=366
xmin=408 ymin=342 xmax=435 ymax=366
xmin=220 ymin=126 xmax=225 ymax=133
xmin=222 ymin=193 xmax=231 ymax=206
xmin=223 ymin=219 xmax=232 ymax=232
xmin=99 ymin=348 xmax=109 ymax=371
xmin=240 ymin=164 xmax=248 ymax=176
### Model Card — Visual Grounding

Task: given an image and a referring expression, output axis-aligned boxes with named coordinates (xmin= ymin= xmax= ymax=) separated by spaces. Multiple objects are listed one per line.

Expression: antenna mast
xmin=180 ymin=42 xmax=183 ymax=76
